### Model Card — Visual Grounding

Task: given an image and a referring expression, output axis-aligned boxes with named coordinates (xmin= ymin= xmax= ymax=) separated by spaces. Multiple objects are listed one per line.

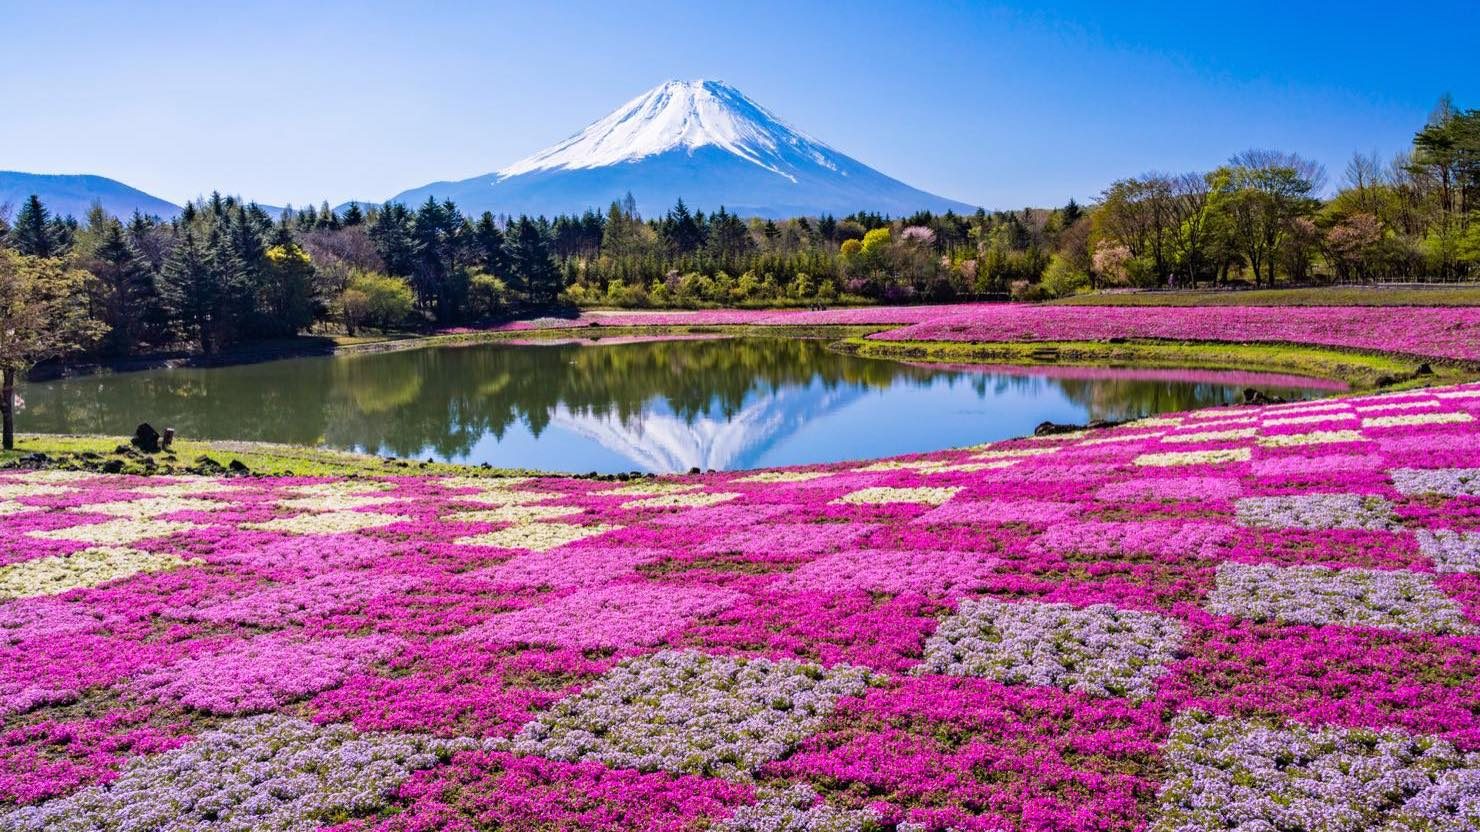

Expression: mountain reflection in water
xmin=21 ymin=337 xmax=1343 ymax=474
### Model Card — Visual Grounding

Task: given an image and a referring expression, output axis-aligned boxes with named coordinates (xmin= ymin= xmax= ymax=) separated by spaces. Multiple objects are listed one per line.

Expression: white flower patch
xmin=1205 ymin=562 xmax=1469 ymax=634
xmin=834 ymin=486 xmax=961 ymax=506
xmin=733 ymin=470 xmax=833 ymax=484
xmin=1152 ymin=713 xmax=1480 ymax=832
xmin=1261 ymin=401 xmax=1352 ymax=416
xmin=1417 ymin=529 xmax=1480 ymax=575
xmin=1134 ymin=448 xmax=1251 ymax=467
xmin=621 ymin=491 xmax=740 ymax=510
xmin=508 ymin=650 xmax=869 ymax=779
xmin=1186 ymin=408 xmax=1249 ymax=420
xmin=243 ymin=511 xmax=408 ymax=535
xmin=1355 ymin=398 xmax=1440 ymax=413
xmin=918 ymin=599 xmax=1182 ymax=701
xmin=1262 ymin=411 xmax=1358 ymax=427
xmin=129 ymin=477 xmax=242 ymax=497
xmin=853 ymin=459 xmax=944 ymax=472
xmin=1363 ymin=411 xmax=1474 ymax=428
xmin=1436 ymin=387 xmax=1480 ymax=400
xmin=0 ymin=547 xmax=198 ymax=600
xmin=1391 ymin=468 xmax=1480 ymax=497
xmin=1125 ymin=416 xmax=1184 ymax=428
xmin=1235 ymin=493 xmax=1396 ymax=531
xmin=285 ymin=480 xmax=397 ymax=497
xmin=0 ymin=481 xmax=76 ymax=498
xmin=0 ymin=500 xmax=40 ymax=516
xmin=28 ymin=518 xmax=202 ymax=546
xmin=277 ymin=493 xmax=401 ymax=512
xmin=971 ymin=447 xmax=1060 ymax=460
xmin=720 ymin=785 xmax=881 ymax=831
xmin=1078 ymin=431 xmax=1165 ymax=446
xmin=1257 ymin=429 xmax=1367 ymax=447
xmin=1181 ymin=415 xmax=1261 ymax=429
xmin=457 ymin=522 xmax=621 ymax=552
xmin=69 ymin=496 xmax=229 ymax=519
xmin=919 ymin=461 xmax=1006 ymax=473
xmin=11 ymin=470 xmax=99 ymax=484
xmin=1160 ymin=427 xmax=1259 ymax=444
xmin=447 ymin=504 xmax=585 ymax=524
xmin=1027 ymin=429 xmax=1090 ymax=441
xmin=436 ymin=475 xmax=532 ymax=490
xmin=595 ymin=481 xmax=701 ymax=497
xmin=455 ymin=489 xmax=562 ymax=507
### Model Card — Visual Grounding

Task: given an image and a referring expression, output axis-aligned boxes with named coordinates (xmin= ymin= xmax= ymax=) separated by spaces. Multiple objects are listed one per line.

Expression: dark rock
xmin=1241 ymin=388 xmax=1288 ymax=406
xmin=162 ymin=427 xmax=175 ymax=448
xmin=227 ymin=459 xmax=249 ymax=473
xmin=1416 ymin=363 xmax=1433 ymax=376
xmin=100 ymin=459 xmax=124 ymax=474
xmin=1034 ymin=421 xmax=1080 ymax=436
xmin=689 ymin=467 xmax=702 ymax=475
xmin=114 ymin=445 xmax=132 ymax=455
xmin=131 ymin=423 xmax=162 ymax=453
xmin=1374 ymin=375 xmax=1397 ymax=388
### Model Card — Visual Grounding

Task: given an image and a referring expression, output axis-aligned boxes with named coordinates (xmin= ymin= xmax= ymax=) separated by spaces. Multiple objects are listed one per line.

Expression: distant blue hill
xmin=0 ymin=171 xmax=181 ymax=221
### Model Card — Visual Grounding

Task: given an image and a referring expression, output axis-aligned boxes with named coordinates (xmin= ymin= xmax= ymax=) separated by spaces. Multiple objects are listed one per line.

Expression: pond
xmin=20 ymin=337 xmax=1345 ymax=474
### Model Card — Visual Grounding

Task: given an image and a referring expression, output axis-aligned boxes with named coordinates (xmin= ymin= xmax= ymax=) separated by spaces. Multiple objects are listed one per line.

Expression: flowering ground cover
xmin=490 ymin=303 xmax=1480 ymax=362
xmin=2 ymin=377 xmax=1480 ymax=827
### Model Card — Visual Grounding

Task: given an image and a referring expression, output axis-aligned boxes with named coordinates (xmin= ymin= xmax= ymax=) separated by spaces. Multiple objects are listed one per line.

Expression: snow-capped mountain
xmin=383 ymin=80 xmax=977 ymax=218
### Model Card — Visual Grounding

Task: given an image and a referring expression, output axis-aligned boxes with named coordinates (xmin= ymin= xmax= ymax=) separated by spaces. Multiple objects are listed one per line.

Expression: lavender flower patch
xmin=917 ymin=599 xmax=1182 ymax=701
xmin=0 ymin=714 xmax=475 ymax=831
xmin=507 ymin=649 xmax=870 ymax=779
xmin=1205 ymin=562 xmax=1469 ymax=634
xmin=719 ymin=785 xmax=882 ymax=831
xmin=1391 ymin=467 xmax=1480 ymax=497
xmin=132 ymin=634 xmax=402 ymax=714
xmin=1235 ymin=493 xmax=1397 ymax=531
xmin=1418 ymin=530 xmax=1480 ymax=575
xmin=1152 ymin=712 xmax=1480 ymax=832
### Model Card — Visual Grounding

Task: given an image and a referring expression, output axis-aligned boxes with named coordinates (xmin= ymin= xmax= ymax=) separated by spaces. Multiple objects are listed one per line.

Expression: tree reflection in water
xmin=21 ymin=338 xmax=1339 ymax=472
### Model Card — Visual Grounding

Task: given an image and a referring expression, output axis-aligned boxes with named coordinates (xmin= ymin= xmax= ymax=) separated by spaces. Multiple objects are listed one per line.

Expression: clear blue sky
xmin=2 ymin=1 xmax=1473 ymax=210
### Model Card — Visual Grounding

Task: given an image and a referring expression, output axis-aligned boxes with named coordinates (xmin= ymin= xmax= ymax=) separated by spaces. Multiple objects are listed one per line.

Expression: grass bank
xmin=0 ymin=435 xmax=526 ymax=478
xmin=836 ymin=337 xmax=1474 ymax=392
xmin=1049 ymin=285 xmax=1480 ymax=307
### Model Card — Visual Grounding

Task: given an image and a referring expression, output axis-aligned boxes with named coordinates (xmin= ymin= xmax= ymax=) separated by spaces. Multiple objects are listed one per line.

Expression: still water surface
xmin=21 ymin=337 xmax=1343 ymax=474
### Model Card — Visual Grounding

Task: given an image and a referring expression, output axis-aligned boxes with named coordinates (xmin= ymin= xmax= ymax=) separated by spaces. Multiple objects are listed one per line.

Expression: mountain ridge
xmin=0 ymin=171 xmax=181 ymax=222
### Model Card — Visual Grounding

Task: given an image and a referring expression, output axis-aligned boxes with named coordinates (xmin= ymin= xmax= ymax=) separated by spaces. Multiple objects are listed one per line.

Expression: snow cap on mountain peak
xmin=496 ymin=79 xmax=839 ymax=182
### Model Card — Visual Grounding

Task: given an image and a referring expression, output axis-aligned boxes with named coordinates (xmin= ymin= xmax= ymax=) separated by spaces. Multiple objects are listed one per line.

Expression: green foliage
xmin=1040 ymin=253 xmax=1090 ymax=298
xmin=344 ymin=270 xmax=413 ymax=333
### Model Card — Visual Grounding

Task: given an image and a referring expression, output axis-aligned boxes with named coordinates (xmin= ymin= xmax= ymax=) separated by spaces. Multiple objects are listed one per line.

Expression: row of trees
xmin=1085 ymin=97 xmax=1480 ymax=289
xmin=0 ymin=96 xmax=1474 ymax=379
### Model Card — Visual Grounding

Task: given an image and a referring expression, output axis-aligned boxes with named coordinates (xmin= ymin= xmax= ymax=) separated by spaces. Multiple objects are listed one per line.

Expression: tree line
xmin=0 ymin=95 xmax=1474 ymax=371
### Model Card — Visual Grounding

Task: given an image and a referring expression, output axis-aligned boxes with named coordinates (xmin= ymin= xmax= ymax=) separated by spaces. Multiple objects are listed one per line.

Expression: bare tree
xmin=1221 ymin=150 xmax=1326 ymax=287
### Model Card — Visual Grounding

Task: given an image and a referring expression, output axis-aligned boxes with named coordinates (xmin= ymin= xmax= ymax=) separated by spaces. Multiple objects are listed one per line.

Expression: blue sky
xmin=1 ymin=1 xmax=1473 ymax=210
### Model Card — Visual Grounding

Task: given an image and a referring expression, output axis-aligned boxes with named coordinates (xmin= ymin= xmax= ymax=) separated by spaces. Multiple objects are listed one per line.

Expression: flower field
xmin=3 ymin=378 xmax=1480 ymax=829
xmin=497 ymin=304 xmax=1480 ymax=362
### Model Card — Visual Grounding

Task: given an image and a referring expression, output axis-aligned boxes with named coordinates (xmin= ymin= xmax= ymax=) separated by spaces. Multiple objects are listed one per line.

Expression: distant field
xmin=1050 ymin=285 xmax=1480 ymax=307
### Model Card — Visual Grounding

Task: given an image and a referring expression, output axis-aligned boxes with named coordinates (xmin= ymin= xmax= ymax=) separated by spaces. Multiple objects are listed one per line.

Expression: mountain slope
xmin=0 ymin=171 xmax=180 ymax=220
xmin=385 ymin=80 xmax=977 ymax=218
